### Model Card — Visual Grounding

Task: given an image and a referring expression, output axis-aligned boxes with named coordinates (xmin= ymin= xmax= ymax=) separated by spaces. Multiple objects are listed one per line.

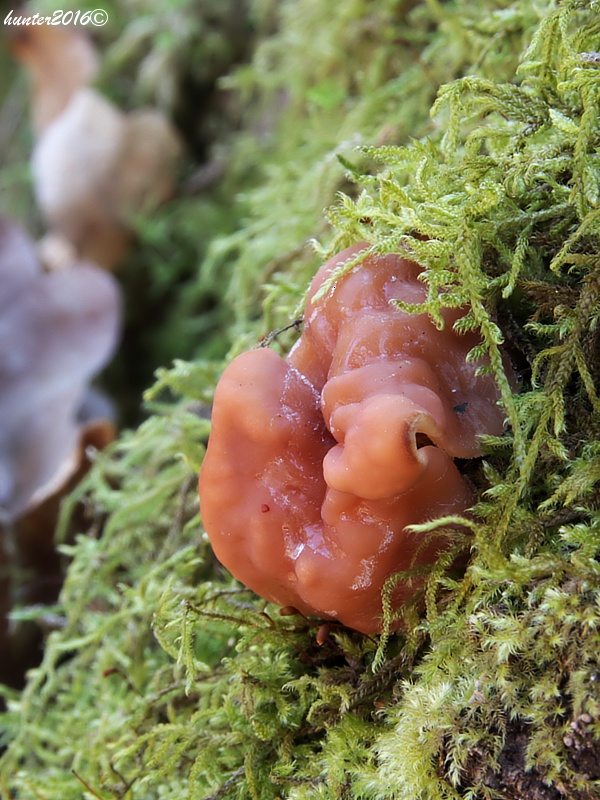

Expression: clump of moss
xmin=1 ymin=1 xmax=600 ymax=799
xmin=208 ymin=0 xmax=547 ymax=338
xmin=325 ymin=0 xmax=600 ymax=795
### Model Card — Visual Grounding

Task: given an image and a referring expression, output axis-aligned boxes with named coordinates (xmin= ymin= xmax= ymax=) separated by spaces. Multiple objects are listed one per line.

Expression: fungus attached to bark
xmin=199 ymin=244 xmax=513 ymax=634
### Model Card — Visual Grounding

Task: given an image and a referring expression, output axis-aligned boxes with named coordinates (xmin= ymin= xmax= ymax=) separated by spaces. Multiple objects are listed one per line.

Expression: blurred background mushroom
xmin=0 ymin=15 xmax=219 ymax=680
xmin=10 ymin=18 xmax=183 ymax=271
xmin=0 ymin=215 xmax=121 ymax=685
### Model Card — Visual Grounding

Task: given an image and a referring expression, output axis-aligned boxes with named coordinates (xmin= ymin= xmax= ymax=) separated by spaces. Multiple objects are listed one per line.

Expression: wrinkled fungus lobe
xmin=200 ymin=244 xmax=510 ymax=633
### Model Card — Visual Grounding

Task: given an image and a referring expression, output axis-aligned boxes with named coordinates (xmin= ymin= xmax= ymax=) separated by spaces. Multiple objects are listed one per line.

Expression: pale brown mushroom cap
xmin=13 ymin=21 xmax=183 ymax=271
xmin=9 ymin=21 xmax=98 ymax=135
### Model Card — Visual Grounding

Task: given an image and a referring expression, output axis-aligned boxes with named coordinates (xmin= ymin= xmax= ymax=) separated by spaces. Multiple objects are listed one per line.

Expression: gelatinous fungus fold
xmin=200 ymin=244 xmax=513 ymax=633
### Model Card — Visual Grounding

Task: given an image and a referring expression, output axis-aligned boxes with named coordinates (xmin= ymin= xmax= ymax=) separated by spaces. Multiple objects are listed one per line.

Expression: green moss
xmin=2 ymin=0 xmax=600 ymax=798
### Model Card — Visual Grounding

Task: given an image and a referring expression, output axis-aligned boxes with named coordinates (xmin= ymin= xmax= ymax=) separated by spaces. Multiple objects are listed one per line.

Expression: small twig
xmin=183 ymin=600 xmax=273 ymax=630
xmin=348 ymin=630 xmax=427 ymax=712
xmin=258 ymin=317 xmax=303 ymax=348
xmin=542 ymin=508 xmax=587 ymax=529
xmin=71 ymin=769 xmax=106 ymax=800
xmin=203 ymin=765 xmax=246 ymax=800
xmin=109 ymin=759 xmax=136 ymax=795
xmin=102 ymin=666 xmax=143 ymax=697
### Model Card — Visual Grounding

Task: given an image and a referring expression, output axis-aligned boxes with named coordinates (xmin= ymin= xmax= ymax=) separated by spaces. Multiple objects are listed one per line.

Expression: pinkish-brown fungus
xmin=199 ymin=243 xmax=512 ymax=634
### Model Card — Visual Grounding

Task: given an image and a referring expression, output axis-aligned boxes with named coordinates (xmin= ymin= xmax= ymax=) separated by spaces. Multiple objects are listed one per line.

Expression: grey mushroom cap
xmin=0 ymin=217 xmax=121 ymax=520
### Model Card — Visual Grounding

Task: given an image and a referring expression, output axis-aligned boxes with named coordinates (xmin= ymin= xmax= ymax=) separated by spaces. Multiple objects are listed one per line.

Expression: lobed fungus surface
xmin=200 ymin=244 xmax=512 ymax=633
